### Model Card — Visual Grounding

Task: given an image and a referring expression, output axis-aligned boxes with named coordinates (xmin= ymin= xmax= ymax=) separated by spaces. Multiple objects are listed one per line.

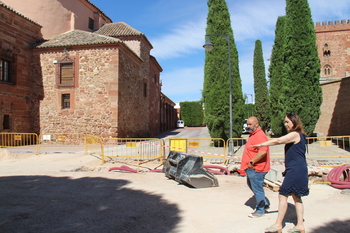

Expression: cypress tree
xmin=269 ymin=16 xmax=287 ymax=136
xmin=203 ymin=0 xmax=244 ymax=140
xmin=253 ymin=40 xmax=269 ymax=132
xmin=179 ymin=101 xmax=204 ymax=127
xmin=283 ymin=0 xmax=322 ymax=135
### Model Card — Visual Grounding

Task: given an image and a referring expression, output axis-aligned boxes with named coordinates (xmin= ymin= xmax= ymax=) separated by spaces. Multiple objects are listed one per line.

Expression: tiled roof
xmin=94 ymin=22 xmax=144 ymax=37
xmin=0 ymin=1 xmax=41 ymax=26
xmin=36 ymin=30 xmax=122 ymax=48
xmin=85 ymin=0 xmax=112 ymax=23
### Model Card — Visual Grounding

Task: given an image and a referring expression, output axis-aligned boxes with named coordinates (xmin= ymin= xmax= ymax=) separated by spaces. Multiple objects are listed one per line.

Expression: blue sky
xmin=89 ymin=0 xmax=350 ymax=106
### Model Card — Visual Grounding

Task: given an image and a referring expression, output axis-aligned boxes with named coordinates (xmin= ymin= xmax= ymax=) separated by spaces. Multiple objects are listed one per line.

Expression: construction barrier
xmin=85 ymin=134 xmax=104 ymax=159
xmin=306 ymin=136 xmax=350 ymax=158
xmin=39 ymin=133 xmax=86 ymax=153
xmin=2 ymin=132 xmax=350 ymax=166
xmin=102 ymin=138 xmax=165 ymax=165
xmin=226 ymin=138 xmax=248 ymax=159
xmin=0 ymin=132 xmax=39 ymax=154
xmin=164 ymin=138 xmax=227 ymax=163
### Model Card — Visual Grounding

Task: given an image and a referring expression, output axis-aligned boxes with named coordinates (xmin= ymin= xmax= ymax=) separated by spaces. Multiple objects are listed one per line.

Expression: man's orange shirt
xmin=241 ymin=127 xmax=270 ymax=172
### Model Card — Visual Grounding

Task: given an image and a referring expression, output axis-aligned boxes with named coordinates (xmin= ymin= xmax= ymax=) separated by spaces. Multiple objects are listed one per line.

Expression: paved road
xmin=153 ymin=127 xmax=211 ymax=139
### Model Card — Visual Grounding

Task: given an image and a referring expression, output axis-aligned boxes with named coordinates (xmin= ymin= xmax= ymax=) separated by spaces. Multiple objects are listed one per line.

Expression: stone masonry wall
xmin=117 ymin=49 xmax=149 ymax=137
xmin=35 ymin=45 xmax=152 ymax=138
xmin=36 ymin=47 xmax=113 ymax=137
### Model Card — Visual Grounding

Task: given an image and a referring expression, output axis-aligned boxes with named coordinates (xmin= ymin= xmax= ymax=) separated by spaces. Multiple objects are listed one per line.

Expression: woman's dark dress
xmin=279 ymin=133 xmax=309 ymax=196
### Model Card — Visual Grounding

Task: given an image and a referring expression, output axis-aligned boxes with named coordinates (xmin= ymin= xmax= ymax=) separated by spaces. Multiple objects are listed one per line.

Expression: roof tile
xmin=36 ymin=30 xmax=121 ymax=48
xmin=94 ymin=22 xmax=143 ymax=37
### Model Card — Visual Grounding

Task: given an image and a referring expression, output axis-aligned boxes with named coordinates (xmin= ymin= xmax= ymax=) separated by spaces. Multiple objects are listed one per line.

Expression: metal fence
xmin=2 ymin=132 xmax=350 ymax=163
xmin=39 ymin=133 xmax=86 ymax=152
xmin=164 ymin=138 xmax=227 ymax=163
xmin=0 ymin=133 xmax=39 ymax=154
xmin=101 ymin=138 xmax=165 ymax=165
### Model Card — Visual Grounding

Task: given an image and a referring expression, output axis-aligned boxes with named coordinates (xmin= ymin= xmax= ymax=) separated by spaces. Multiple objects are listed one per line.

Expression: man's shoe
xmin=248 ymin=212 xmax=264 ymax=218
xmin=252 ymin=205 xmax=270 ymax=213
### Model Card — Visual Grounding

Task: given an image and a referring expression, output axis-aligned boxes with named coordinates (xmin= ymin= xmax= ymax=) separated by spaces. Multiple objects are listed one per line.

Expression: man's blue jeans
xmin=246 ymin=169 xmax=269 ymax=214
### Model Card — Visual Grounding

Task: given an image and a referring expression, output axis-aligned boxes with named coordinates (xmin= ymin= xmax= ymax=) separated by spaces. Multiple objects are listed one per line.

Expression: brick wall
xmin=315 ymin=77 xmax=350 ymax=136
xmin=314 ymin=20 xmax=350 ymax=136
xmin=315 ymin=20 xmax=350 ymax=79
xmin=0 ymin=4 xmax=42 ymax=133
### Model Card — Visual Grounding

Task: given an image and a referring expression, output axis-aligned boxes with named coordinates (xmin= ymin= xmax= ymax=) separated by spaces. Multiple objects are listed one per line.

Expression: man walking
xmin=241 ymin=116 xmax=270 ymax=218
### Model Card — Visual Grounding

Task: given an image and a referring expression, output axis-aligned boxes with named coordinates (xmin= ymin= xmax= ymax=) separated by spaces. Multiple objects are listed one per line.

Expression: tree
xmin=253 ymin=40 xmax=269 ymax=132
xmin=179 ymin=101 xmax=204 ymax=127
xmin=203 ymin=0 xmax=244 ymax=140
xmin=269 ymin=16 xmax=287 ymax=135
xmin=283 ymin=0 xmax=322 ymax=135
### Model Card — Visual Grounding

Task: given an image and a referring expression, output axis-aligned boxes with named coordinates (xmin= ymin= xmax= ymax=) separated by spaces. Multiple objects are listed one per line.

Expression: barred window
xmin=62 ymin=94 xmax=70 ymax=109
xmin=0 ymin=49 xmax=15 ymax=84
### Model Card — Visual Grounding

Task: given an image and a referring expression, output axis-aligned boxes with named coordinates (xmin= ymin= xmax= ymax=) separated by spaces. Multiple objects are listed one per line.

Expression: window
xmin=61 ymin=94 xmax=70 ymax=109
xmin=3 ymin=115 xmax=10 ymax=130
xmin=323 ymin=43 xmax=331 ymax=56
xmin=154 ymin=74 xmax=157 ymax=83
xmin=60 ymin=62 xmax=73 ymax=85
xmin=88 ymin=17 xmax=94 ymax=30
xmin=324 ymin=65 xmax=332 ymax=77
xmin=144 ymin=83 xmax=147 ymax=97
xmin=0 ymin=48 xmax=15 ymax=84
xmin=56 ymin=51 xmax=75 ymax=87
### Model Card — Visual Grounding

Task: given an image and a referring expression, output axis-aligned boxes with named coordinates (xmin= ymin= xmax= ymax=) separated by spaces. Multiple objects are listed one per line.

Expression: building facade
xmin=314 ymin=20 xmax=350 ymax=136
xmin=1 ymin=0 xmax=176 ymax=138
xmin=1 ymin=0 xmax=112 ymax=39
xmin=0 ymin=3 xmax=43 ymax=133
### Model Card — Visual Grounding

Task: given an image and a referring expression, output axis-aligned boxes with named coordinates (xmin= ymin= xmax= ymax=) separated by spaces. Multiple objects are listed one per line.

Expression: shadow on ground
xmin=0 ymin=176 xmax=181 ymax=233
xmin=309 ymin=219 xmax=350 ymax=233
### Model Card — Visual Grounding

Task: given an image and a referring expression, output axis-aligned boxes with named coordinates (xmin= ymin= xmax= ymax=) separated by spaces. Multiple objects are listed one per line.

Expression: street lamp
xmin=203 ymin=34 xmax=233 ymax=139
xmin=246 ymin=94 xmax=254 ymax=116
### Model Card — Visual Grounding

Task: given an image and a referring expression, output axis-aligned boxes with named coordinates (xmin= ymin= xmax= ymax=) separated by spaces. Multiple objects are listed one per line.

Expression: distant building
xmin=314 ymin=19 xmax=350 ymax=136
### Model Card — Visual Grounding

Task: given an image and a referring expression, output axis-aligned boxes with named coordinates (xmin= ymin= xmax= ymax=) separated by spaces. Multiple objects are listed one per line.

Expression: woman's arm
xmin=252 ymin=131 xmax=300 ymax=147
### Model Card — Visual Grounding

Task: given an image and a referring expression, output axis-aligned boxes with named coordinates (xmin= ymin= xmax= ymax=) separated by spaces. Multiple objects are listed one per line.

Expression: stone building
xmin=1 ymin=0 xmax=177 ymax=137
xmin=314 ymin=20 xmax=350 ymax=136
xmin=0 ymin=3 xmax=43 ymax=132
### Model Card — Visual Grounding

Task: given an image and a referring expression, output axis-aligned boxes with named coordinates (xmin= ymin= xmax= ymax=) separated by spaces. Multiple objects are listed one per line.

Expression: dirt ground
xmin=0 ymin=149 xmax=349 ymax=233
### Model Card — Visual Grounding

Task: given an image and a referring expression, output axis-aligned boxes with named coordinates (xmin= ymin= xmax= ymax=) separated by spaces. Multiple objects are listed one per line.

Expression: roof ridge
xmin=35 ymin=29 xmax=122 ymax=48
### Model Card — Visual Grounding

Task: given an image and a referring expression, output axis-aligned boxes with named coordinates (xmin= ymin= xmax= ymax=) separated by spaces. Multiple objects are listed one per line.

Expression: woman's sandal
xmin=265 ymin=225 xmax=282 ymax=233
xmin=287 ymin=226 xmax=305 ymax=233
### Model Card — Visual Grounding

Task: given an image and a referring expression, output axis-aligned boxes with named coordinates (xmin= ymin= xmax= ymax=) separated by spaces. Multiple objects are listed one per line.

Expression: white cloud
xmin=150 ymin=19 xmax=206 ymax=60
xmin=160 ymin=66 xmax=204 ymax=103
xmin=149 ymin=0 xmax=350 ymax=103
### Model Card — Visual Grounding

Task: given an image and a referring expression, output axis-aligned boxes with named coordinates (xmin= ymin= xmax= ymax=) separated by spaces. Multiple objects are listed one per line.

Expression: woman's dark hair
xmin=286 ymin=113 xmax=305 ymax=135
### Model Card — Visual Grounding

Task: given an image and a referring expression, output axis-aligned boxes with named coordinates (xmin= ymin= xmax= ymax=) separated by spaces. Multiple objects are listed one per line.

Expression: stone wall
xmin=315 ymin=77 xmax=350 ymax=136
xmin=35 ymin=45 xmax=152 ymax=138
xmin=0 ymin=4 xmax=42 ymax=133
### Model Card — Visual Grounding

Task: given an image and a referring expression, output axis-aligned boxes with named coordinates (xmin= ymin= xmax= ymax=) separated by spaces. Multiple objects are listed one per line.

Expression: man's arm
xmin=247 ymin=150 xmax=267 ymax=168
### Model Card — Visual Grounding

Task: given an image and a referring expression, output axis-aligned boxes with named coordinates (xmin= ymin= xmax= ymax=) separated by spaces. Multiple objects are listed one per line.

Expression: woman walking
xmin=253 ymin=113 xmax=308 ymax=233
